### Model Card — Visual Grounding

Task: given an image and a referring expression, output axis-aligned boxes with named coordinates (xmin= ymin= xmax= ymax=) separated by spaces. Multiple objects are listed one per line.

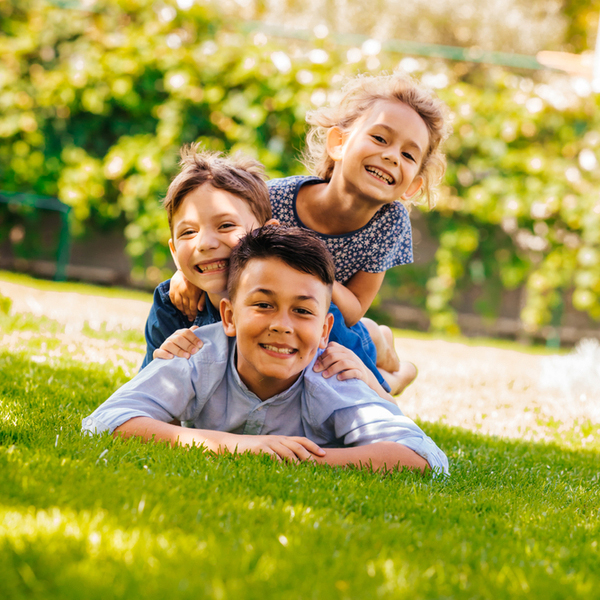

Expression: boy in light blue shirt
xmin=83 ymin=226 xmax=448 ymax=474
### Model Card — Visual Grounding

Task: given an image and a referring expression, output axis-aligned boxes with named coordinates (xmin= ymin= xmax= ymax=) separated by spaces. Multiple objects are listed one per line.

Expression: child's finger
xmin=161 ymin=340 xmax=190 ymax=359
xmin=184 ymin=298 xmax=196 ymax=321
xmin=285 ymin=441 xmax=313 ymax=462
xmin=313 ymin=350 xmax=339 ymax=372
xmin=336 ymin=369 xmax=365 ymax=382
xmin=197 ymin=292 xmax=206 ymax=312
xmin=290 ymin=436 xmax=326 ymax=456
xmin=270 ymin=442 xmax=298 ymax=463
xmin=321 ymin=358 xmax=356 ymax=378
xmin=153 ymin=348 xmax=174 ymax=360
xmin=176 ymin=332 xmax=204 ymax=353
xmin=256 ymin=447 xmax=281 ymax=462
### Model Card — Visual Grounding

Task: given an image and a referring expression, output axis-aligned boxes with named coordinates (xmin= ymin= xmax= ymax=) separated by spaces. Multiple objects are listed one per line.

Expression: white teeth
xmin=366 ymin=166 xmax=394 ymax=184
xmin=262 ymin=344 xmax=295 ymax=354
xmin=197 ymin=260 xmax=227 ymax=273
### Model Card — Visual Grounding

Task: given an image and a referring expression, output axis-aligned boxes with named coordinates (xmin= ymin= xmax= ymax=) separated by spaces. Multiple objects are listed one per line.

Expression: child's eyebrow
xmin=174 ymin=220 xmax=196 ymax=230
xmin=211 ymin=212 xmax=238 ymax=220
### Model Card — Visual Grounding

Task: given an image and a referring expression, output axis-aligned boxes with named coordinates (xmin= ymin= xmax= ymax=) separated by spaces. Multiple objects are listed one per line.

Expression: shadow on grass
xmin=2 ymin=348 xmax=600 ymax=599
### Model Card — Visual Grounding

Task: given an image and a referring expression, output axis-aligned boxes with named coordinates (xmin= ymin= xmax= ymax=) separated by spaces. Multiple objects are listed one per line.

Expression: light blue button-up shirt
xmin=82 ymin=323 xmax=449 ymax=474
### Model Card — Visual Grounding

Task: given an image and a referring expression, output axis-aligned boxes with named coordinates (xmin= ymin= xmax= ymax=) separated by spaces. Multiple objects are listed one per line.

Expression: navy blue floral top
xmin=268 ymin=175 xmax=414 ymax=283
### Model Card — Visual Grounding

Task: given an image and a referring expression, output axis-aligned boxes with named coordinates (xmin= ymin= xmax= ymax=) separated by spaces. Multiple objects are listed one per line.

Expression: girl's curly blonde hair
xmin=302 ymin=71 xmax=451 ymax=207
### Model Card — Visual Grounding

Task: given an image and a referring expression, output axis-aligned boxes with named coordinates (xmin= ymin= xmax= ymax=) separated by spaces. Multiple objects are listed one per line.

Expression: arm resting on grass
xmin=114 ymin=416 xmax=325 ymax=463
xmin=115 ymin=418 xmax=425 ymax=472
xmin=312 ymin=441 xmax=428 ymax=473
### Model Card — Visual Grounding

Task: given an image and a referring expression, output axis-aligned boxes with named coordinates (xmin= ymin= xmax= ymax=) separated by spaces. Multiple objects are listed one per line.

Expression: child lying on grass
xmin=82 ymin=226 xmax=448 ymax=474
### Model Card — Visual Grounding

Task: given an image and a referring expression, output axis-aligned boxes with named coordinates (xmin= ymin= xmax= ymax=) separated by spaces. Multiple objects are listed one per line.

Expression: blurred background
xmin=1 ymin=0 xmax=600 ymax=345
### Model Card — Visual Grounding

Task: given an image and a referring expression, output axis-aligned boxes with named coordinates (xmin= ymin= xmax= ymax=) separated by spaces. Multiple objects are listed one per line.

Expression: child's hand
xmin=169 ymin=270 xmax=205 ymax=321
xmin=313 ymin=341 xmax=371 ymax=384
xmin=153 ymin=325 xmax=204 ymax=360
xmin=233 ymin=435 xmax=326 ymax=463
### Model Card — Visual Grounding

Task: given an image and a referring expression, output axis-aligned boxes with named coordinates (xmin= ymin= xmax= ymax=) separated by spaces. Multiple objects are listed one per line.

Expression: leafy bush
xmin=1 ymin=0 xmax=599 ymax=334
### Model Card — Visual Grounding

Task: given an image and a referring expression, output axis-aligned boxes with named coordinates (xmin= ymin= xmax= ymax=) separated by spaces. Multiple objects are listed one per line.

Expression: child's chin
xmin=190 ymin=276 xmax=227 ymax=294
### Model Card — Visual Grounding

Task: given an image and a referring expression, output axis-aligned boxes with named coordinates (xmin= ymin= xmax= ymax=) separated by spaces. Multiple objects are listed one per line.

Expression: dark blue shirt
xmin=141 ymin=279 xmax=221 ymax=370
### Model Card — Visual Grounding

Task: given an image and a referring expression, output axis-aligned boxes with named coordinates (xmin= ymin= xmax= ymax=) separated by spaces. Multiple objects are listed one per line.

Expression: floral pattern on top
xmin=268 ymin=175 xmax=414 ymax=283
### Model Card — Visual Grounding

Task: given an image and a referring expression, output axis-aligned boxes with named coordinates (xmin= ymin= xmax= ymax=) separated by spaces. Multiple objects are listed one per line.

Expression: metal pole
xmin=55 ymin=208 xmax=72 ymax=282
xmin=594 ymin=14 xmax=600 ymax=87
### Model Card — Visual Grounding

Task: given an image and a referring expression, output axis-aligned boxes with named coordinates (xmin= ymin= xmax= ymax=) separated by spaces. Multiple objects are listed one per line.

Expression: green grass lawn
xmin=1 ymin=285 xmax=599 ymax=599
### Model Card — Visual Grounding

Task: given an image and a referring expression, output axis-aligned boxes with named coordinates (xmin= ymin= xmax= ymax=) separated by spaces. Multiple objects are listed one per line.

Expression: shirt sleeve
xmin=304 ymin=367 xmax=449 ymax=475
xmin=329 ymin=403 xmax=449 ymax=475
xmin=82 ymin=326 xmax=229 ymax=436
xmin=82 ymin=357 xmax=198 ymax=435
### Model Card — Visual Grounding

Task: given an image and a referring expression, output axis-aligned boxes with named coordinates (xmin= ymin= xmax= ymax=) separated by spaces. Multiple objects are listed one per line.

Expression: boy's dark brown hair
xmin=228 ymin=225 xmax=335 ymax=302
xmin=164 ymin=143 xmax=272 ymax=232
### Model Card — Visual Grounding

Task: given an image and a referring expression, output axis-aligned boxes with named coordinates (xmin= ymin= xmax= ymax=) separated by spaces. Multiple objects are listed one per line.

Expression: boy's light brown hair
xmin=302 ymin=70 xmax=451 ymax=207
xmin=164 ymin=144 xmax=272 ymax=232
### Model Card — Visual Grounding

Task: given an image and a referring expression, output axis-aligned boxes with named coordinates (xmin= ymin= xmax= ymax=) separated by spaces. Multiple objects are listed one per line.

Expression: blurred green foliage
xmin=1 ymin=0 xmax=599 ymax=335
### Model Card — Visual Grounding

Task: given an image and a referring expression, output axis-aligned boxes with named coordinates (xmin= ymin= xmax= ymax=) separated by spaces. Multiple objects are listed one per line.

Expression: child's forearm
xmin=331 ymin=281 xmax=365 ymax=326
xmin=113 ymin=417 xmax=326 ymax=462
xmin=114 ymin=416 xmax=239 ymax=452
xmin=332 ymin=271 xmax=385 ymax=326
xmin=312 ymin=441 xmax=429 ymax=473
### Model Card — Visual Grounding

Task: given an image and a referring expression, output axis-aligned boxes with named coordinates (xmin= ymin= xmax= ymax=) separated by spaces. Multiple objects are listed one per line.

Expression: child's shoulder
xmin=149 ymin=279 xmax=219 ymax=328
xmin=153 ymin=278 xmax=174 ymax=306
xmin=302 ymin=354 xmax=402 ymax=423
xmin=367 ymin=200 xmax=411 ymax=236
xmin=267 ymin=175 xmax=322 ymax=194
xmin=189 ymin=321 xmax=232 ymax=364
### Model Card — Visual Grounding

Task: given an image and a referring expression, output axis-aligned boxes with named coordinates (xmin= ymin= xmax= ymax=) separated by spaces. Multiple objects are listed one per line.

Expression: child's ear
xmin=318 ymin=312 xmax=335 ymax=349
xmin=326 ymin=127 xmax=344 ymax=162
xmin=220 ymin=298 xmax=237 ymax=338
xmin=265 ymin=218 xmax=280 ymax=227
xmin=402 ymin=176 xmax=424 ymax=200
xmin=168 ymin=239 xmax=181 ymax=270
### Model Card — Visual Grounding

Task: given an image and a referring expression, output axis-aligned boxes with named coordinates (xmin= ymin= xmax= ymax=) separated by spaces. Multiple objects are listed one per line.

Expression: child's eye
xmin=372 ymin=135 xmax=386 ymax=144
xmin=402 ymin=152 xmax=416 ymax=163
xmin=219 ymin=223 xmax=236 ymax=230
xmin=294 ymin=307 xmax=314 ymax=316
xmin=179 ymin=229 xmax=196 ymax=237
xmin=254 ymin=302 xmax=272 ymax=309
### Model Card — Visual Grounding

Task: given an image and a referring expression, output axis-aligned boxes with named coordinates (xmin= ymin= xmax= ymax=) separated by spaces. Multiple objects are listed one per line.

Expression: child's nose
xmin=382 ymin=148 xmax=399 ymax=166
xmin=269 ymin=312 xmax=293 ymax=334
xmin=197 ymin=229 xmax=219 ymax=251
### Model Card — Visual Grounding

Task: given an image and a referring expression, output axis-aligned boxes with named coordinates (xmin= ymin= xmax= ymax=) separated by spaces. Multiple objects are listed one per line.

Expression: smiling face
xmin=220 ymin=257 xmax=334 ymax=401
xmin=328 ymin=99 xmax=430 ymax=206
xmin=169 ymin=183 xmax=261 ymax=303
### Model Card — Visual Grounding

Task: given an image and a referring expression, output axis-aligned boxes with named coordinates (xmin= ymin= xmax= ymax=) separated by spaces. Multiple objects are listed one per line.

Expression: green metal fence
xmin=0 ymin=192 xmax=71 ymax=281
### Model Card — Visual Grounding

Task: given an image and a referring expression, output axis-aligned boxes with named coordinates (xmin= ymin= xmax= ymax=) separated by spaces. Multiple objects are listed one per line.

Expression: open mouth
xmin=365 ymin=166 xmax=395 ymax=185
xmin=260 ymin=344 xmax=297 ymax=356
xmin=195 ymin=260 xmax=228 ymax=274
